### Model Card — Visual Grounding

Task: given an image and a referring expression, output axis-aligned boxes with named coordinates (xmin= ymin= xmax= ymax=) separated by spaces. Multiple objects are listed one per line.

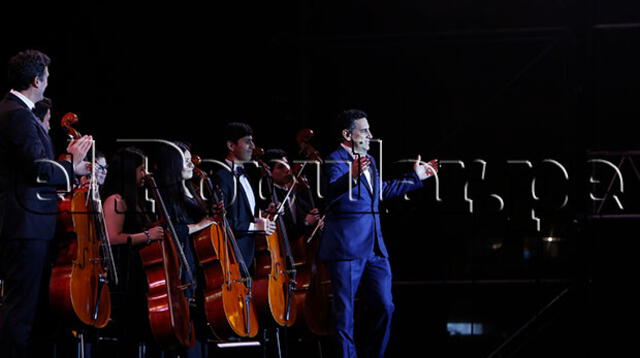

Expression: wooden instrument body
xmin=193 ymin=222 xmax=258 ymax=338
xmin=300 ymin=234 xmax=334 ymax=336
xmin=139 ymin=175 xmax=195 ymax=349
xmin=188 ymin=160 xmax=259 ymax=338
xmin=139 ymin=229 xmax=195 ymax=348
xmin=49 ymin=112 xmax=113 ymax=328
xmin=253 ymin=222 xmax=297 ymax=327
xmin=291 ymin=129 xmax=334 ymax=334
xmin=49 ymin=189 xmax=111 ymax=328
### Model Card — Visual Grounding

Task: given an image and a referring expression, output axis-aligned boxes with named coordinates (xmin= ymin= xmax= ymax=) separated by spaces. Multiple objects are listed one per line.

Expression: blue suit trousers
xmin=325 ymin=255 xmax=394 ymax=358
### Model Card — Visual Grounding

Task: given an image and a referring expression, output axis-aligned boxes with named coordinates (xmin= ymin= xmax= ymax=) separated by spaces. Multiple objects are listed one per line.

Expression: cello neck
xmin=270 ymin=183 xmax=297 ymax=272
xmin=212 ymin=184 xmax=253 ymax=281
xmin=191 ymin=158 xmax=253 ymax=280
xmin=90 ymin=184 xmax=119 ymax=286
xmin=142 ymin=174 xmax=195 ymax=286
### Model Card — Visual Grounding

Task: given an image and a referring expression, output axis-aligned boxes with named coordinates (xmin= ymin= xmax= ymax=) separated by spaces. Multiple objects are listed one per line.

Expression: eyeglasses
xmin=96 ymin=164 xmax=108 ymax=171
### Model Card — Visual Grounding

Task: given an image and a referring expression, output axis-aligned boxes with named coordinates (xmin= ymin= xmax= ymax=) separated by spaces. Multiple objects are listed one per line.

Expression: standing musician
xmin=320 ymin=109 xmax=438 ymax=358
xmin=262 ymin=148 xmax=323 ymax=246
xmin=50 ymin=146 xmax=110 ymax=357
xmin=212 ymin=122 xmax=276 ymax=267
xmin=152 ymin=141 xmax=216 ymax=357
xmin=78 ymin=150 xmax=108 ymax=188
xmin=0 ymin=50 xmax=93 ymax=358
xmin=101 ymin=147 xmax=165 ymax=355
xmin=32 ymin=97 xmax=52 ymax=133
xmin=261 ymin=148 xmax=328 ymax=353
xmin=93 ymin=151 xmax=109 ymax=187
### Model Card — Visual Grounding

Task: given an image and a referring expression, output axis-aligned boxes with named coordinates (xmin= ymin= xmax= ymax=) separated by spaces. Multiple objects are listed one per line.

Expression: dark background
xmin=3 ymin=1 xmax=640 ymax=356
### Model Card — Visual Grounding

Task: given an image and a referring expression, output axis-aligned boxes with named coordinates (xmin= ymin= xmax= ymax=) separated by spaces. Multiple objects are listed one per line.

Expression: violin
xmin=49 ymin=112 xmax=117 ymax=328
xmin=251 ymin=147 xmax=299 ymax=327
xmin=138 ymin=173 xmax=196 ymax=348
xmin=189 ymin=155 xmax=259 ymax=338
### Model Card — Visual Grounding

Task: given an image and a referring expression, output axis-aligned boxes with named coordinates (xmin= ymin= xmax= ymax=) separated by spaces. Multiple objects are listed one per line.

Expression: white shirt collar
xmin=225 ymin=158 xmax=245 ymax=172
xmin=341 ymin=142 xmax=368 ymax=159
xmin=341 ymin=143 xmax=373 ymax=191
xmin=10 ymin=90 xmax=35 ymax=110
xmin=224 ymin=159 xmax=256 ymax=214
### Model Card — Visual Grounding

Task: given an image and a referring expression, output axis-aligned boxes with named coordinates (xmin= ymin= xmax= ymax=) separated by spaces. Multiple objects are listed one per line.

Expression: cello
xmin=189 ymin=155 xmax=259 ymax=338
xmin=292 ymin=128 xmax=334 ymax=336
xmin=138 ymin=172 xmax=196 ymax=348
xmin=49 ymin=113 xmax=118 ymax=328
xmin=252 ymin=148 xmax=299 ymax=327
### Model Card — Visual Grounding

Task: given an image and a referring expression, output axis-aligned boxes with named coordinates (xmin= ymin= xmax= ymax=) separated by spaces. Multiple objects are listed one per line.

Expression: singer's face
xmin=351 ymin=118 xmax=373 ymax=154
xmin=35 ymin=67 xmax=49 ymax=101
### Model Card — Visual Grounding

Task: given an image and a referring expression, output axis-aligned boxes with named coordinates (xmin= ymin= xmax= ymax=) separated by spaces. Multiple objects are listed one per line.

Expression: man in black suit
xmin=212 ymin=122 xmax=276 ymax=267
xmin=261 ymin=148 xmax=322 ymax=241
xmin=0 ymin=50 xmax=92 ymax=357
xmin=32 ymin=97 xmax=52 ymax=133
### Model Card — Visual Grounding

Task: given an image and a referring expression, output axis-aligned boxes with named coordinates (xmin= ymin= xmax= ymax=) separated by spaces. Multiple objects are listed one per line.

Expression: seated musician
xmin=32 ymin=97 xmax=51 ymax=133
xmin=77 ymin=150 xmax=108 ymax=188
xmin=261 ymin=148 xmax=323 ymax=241
xmin=152 ymin=141 xmax=215 ymax=357
xmin=101 ymin=147 xmax=164 ymax=355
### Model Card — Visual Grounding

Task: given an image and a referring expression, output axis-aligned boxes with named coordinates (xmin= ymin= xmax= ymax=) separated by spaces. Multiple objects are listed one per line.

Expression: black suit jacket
xmin=0 ymin=93 xmax=74 ymax=240
xmin=273 ymin=186 xmax=314 ymax=242
xmin=212 ymin=165 xmax=258 ymax=265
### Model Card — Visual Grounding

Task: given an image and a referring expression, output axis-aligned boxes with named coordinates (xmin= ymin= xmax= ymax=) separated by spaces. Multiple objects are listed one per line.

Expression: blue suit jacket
xmin=0 ymin=93 xmax=74 ymax=240
xmin=318 ymin=146 xmax=423 ymax=260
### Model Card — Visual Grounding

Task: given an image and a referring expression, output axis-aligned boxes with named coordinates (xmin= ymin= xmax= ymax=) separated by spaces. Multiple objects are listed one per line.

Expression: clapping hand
xmin=414 ymin=155 xmax=439 ymax=180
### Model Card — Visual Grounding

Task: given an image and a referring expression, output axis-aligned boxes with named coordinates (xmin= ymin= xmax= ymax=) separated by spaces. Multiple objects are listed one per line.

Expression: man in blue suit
xmin=319 ymin=109 xmax=438 ymax=357
xmin=0 ymin=50 xmax=92 ymax=357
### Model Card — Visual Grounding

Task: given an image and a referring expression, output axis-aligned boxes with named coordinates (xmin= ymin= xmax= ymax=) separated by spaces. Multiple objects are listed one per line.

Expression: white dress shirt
xmin=225 ymin=159 xmax=256 ymax=215
xmin=226 ymin=159 xmax=267 ymax=232
xmin=10 ymin=89 xmax=35 ymax=110
xmin=341 ymin=142 xmax=373 ymax=192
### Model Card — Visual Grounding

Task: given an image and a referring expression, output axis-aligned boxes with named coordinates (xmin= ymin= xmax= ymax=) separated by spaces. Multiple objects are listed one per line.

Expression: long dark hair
xmin=153 ymin=141 xmax=191 ymax=224
xmin=101 ymin=146 xmax=145 ymax=215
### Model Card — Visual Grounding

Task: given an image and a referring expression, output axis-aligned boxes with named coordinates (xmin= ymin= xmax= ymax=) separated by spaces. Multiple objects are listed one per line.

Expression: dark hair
xmin=101 ymin=147 xmax=145 ymax=215
xmin=224 ymin=122 xmax=253 ymax=146
xmin=33 ymin=97 xmax=52 ymax=121
xmin=8 ymin=50 xmax=51 ymax=91
xmin=263 ymin=148 xmax=288 ymax=171
xmin=153 ymin=141 xmax=191 ymax=223
xmin=154 ymin=142 xmax=190 ymax=187
xmin=335 ymin=109 xmax=368 ymax=135
xmin=85 ymin=150 xmax=106 ymax=162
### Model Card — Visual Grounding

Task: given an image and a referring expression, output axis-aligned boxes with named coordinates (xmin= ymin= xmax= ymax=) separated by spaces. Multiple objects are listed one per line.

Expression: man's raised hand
xmin=414 ymin=155 xmax=439 ymax=180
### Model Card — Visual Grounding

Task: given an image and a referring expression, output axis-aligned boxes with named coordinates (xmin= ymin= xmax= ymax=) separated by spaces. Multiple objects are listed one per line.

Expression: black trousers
xmin=0 ymin=239 xmax=53 ymax=358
